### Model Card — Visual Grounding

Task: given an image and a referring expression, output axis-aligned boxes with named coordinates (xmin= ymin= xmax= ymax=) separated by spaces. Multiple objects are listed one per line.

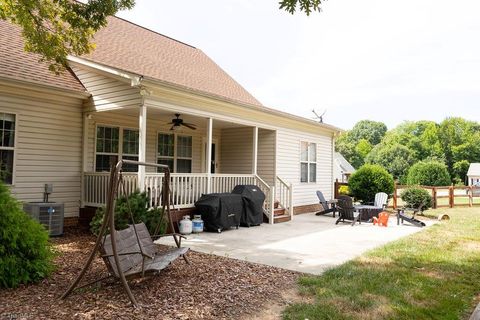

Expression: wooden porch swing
xmin=61 ymin=160 xmax=190 ymax=307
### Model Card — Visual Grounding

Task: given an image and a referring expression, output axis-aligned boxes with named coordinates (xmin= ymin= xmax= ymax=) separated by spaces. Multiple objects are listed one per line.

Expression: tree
xmin=438 ymin=118 xmax=480 ymax=178
xmin=365 ymin=143 xmax=415 ymax=182
xmin=348 ymin=164 xmax=394 ymax=203
xmin=335 ymin=120 xmax=387 ymax=168
xmin=0 ymin=0 xmax=135 ymax=73
xmin=406 ymin=160 xmax=451 ymax=186
xmin=279 ymin=0 xmax=323 ymax=15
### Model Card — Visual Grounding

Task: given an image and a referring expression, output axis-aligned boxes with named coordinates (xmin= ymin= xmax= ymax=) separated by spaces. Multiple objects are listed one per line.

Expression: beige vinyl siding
xmin=70 ymin=65 xmax=142 ymax=111
xmin=87 ymin=111 xmax=220 ymax=173
xmin=0 ymin=86 xmax=83 ymax=218
xmin=276 ymin=128 xmax=333 ymax=207
xmin=220 ymin=127 xmax=253 ymax=174
xmin=257 ymin=129 xmax=276 ymax=185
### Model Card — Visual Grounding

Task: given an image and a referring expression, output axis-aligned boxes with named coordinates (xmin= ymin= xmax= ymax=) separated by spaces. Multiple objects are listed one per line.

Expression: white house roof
xmin=467 ymin=163 xmax=480 ymax=177
xmin=335 ymin=152 xmax=355 ymax=174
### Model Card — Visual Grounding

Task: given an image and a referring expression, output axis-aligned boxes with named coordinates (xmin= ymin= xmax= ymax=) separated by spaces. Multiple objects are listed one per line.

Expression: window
xmin=300 ymin=141 xmax=316 ymax=183
xmin=157 ymin=133 xmax=192 ymax=173
xmin=0 ymin=113 xmax=15 ymax=184
xmin=95 ymin=126 xmax=139 ymax=172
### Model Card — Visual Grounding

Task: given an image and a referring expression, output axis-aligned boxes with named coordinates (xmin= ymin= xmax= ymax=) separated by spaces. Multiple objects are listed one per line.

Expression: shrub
xmin=400 ymin=187 xmax=432 ymax=211
xmin=338 ymin=185 xmax=350 ymax=195
xmin=406 ymin=160 xmax=451 ymax=186
xmin=348 ymin=164 xmax=394 ymax=203
xmin=0 ymin=182 xmax=54 ymax=288
xmin=90 ymin=191 xmax=166 ymax=236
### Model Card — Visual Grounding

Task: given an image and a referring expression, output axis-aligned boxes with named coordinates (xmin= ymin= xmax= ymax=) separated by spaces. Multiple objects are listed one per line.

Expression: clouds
xmin=119 ymin=0 xmax=480 ymax=129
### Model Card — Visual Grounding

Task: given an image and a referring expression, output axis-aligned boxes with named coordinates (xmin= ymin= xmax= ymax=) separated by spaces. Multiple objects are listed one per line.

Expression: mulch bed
xmin=0 ymin=228 xmax=300 ymax=320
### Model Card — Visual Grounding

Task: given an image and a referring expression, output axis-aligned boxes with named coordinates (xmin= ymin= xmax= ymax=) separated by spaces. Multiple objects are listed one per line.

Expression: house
xmin=333 ymin=152 xmax=355 ymax=182
xmin=467 ymin=163 xmax=480 ymax=186
xmin=0 ymin=16 xmax=340 ymax=226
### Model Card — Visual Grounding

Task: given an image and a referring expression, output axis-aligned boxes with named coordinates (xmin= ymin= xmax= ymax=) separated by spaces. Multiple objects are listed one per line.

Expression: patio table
xmin=354 ymin=205 xmax=383 ymax=222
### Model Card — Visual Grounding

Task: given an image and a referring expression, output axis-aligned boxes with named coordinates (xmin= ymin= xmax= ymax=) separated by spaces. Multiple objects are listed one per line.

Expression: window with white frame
xmin=95 ymin=126 xmax=139 ymax=172
xmin=0 ymin=113 xmax=15 ymax=184
xmin=300 ymin=141 xmax=317 ymax=183
xmin=157 ymin=133 xmax=192 ymax=173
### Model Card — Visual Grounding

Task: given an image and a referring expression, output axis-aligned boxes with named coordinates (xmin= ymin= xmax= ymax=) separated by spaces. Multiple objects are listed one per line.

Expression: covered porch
xmin=80 ymin=105 xmax=293 ymax=223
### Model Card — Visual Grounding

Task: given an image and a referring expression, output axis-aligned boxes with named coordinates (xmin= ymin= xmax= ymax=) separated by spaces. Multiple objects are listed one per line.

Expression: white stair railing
xmin=254 ymin=175 xmax=275 ymax=224
xmin=276 ymin=176 xmax=293 ymax=218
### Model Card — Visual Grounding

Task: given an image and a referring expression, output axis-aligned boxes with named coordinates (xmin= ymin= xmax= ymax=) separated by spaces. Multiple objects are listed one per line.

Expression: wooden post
xmin=137 ymin=104 xmax=147 ymax=191
xmin=206 ymin=118 xmax=213 ymax=194
xmin=449 ymin=185 xmax=454 ymax=208
xmin=432 ymin=187 xmax=437 ymax=209
xmin=252 ymin=126 xmax=258 ymax=175
xmin=393 ymin=182 xmax=397 ymax=209
xmin=334 ymin=179 xmax=339 ymax=199
xmin=469 ymin=186 xmax=473 ymax=207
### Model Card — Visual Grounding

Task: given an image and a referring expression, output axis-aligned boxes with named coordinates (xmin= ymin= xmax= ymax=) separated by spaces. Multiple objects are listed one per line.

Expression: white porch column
xmin=252 ymin=126 xmax=258 ymax=175
xmin=80 ymin=113 xmax=90 ymax=207
xmin=206 ymin=117 xmax=213 ymax=193
xmin=138 ymin=104 xmax=147 ymax=191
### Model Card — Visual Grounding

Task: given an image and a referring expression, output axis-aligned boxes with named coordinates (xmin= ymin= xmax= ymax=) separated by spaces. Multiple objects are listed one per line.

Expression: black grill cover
xmin=194 ymin=193 xmax=242 ymax=232
xmin=232 ymin=185 xmax=265 ymax=227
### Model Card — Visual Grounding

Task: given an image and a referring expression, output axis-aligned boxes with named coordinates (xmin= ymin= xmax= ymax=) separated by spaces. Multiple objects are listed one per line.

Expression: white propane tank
xmin=192 ymin=215 xmax=204 ymax=233
xmin=179 ymin=215 xmax=192 ymax=235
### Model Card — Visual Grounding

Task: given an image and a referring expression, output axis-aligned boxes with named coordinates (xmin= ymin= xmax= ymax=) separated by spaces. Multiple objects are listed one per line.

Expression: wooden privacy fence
xmin=334 ymin=180 xmax=480 ymax=209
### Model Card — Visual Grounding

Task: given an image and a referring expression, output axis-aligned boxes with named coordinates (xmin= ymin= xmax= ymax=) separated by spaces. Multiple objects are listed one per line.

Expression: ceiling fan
xmin=167 ymin=113 xmax=197 ymax=131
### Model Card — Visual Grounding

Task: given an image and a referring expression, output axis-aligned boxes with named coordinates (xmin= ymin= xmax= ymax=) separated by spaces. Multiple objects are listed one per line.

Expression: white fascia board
xmin=67 ymin=55 xmax=142 ymax=87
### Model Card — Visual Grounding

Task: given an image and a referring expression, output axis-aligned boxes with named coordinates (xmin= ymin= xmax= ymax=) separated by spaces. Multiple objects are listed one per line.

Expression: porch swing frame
xmin=61 ymin=159 xmax=190 ymax=307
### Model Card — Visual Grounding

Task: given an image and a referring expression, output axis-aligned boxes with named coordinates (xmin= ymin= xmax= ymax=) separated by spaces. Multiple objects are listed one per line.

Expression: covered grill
xmin=194 ymin=193 xmax=243 ymax=232
xmin=232 ymin=185 xmax=265 ymax=227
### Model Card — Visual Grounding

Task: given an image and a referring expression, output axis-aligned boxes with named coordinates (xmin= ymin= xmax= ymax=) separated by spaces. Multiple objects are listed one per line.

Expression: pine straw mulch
xmin=0 ymin=228 xmax=300 ymax=320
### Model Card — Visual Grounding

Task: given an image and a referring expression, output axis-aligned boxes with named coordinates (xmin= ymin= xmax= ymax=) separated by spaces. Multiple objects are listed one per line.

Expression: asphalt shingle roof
xmin=0 ymin=20 xmax=86 ymax=93
xmin=82 ymin=16 xmax=262 ymax=106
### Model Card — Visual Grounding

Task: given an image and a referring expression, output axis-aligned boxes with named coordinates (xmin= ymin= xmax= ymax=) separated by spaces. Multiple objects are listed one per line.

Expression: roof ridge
xmin=111 ymin=14 xmax=197 ymax=49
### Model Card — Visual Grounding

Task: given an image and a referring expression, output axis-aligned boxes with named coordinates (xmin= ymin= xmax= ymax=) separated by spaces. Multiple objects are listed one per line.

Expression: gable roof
xmin=334 ymin=152 xmax=355 ymax=174
xmin=467 ymin=163 xmax=480 ymax=177
xmin=0 ymin=20 xmax=85 ymax=93
xmin=81 ymin=16 xmax=262 ymax=107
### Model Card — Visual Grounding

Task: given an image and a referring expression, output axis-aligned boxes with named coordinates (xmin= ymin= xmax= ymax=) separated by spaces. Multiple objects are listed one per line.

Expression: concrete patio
xmin=157 ymin=213 xmax=433 ymax=275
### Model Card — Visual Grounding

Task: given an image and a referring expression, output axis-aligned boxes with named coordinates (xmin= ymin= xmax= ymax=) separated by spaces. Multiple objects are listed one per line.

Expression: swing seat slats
xmin=101 ymin=223 xmax=189 ymax=278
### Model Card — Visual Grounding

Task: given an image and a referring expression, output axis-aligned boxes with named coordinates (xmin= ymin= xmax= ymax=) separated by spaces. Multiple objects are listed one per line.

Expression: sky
xmin=118 ymin=0 xmax=480 ymax=130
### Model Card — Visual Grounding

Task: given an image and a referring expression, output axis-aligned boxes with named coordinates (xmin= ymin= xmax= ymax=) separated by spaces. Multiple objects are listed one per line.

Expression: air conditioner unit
xmin=23 ymin=202 xmax=64 ymax=236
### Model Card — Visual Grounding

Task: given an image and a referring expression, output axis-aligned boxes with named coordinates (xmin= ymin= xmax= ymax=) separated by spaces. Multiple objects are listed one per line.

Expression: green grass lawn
xmin=283 ymin=207 xmax=480 ymax=320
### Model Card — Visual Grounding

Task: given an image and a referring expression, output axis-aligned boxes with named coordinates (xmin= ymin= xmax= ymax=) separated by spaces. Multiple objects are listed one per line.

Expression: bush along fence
xmin=334 ymin=180 xmax=480 ymax=209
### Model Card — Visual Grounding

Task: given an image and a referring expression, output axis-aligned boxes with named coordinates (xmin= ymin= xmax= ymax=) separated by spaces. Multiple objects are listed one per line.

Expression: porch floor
xmin=156 ymin=213 xmax=433 ymax=275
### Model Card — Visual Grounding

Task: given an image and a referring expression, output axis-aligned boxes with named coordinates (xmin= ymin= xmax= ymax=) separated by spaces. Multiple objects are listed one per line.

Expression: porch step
xmin=274 ymin=207 xmax=285 ymax=216
xmin=274 ymin=214 xmax=291 ymax=224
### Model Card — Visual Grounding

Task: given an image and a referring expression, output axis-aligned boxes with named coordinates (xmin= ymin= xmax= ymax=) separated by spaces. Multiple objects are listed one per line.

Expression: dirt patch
xmin=0 ymin=228 xmax=300 ymax=320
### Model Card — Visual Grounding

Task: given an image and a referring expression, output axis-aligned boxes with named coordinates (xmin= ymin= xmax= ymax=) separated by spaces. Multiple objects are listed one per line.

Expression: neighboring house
xmin=0 ymin=17 xmax=340 ymax=225
xmin=333 ymin=152 xmax=355 ymax=182
xmin=467 ymin=163 xmax=480 ymax=186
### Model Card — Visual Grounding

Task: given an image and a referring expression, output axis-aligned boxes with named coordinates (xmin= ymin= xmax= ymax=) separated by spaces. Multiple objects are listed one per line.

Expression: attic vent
xmin=23 ymin=202 xmax=64 ymax=236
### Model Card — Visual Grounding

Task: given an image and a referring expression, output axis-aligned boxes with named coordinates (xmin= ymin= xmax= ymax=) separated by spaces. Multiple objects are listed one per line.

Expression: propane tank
xmin=179 ymin=215 xmax=192 ymax=235
xmin=192 ymin=215 xmax=204 ymax=233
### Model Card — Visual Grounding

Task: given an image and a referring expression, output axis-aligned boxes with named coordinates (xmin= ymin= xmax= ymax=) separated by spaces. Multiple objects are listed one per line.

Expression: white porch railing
xmin=83 ymin=172 xmax=275 ymax=223
xmin=276 ymin=176 xmax=293 ymax=218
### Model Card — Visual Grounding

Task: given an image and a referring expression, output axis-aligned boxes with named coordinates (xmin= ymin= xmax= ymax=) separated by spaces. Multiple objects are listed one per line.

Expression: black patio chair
xmin=315 ymin=190 xmax=336 ymax=217
xmin=336 ymin=195 xmax=362 ymax=226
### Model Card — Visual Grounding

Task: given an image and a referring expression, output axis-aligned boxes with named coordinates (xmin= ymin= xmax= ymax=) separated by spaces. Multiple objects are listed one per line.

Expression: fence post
xmin=449 ymin=185 xmax=454 ymax=208
xmin=334 ymin=179 xmax=339 ymax=199
xmin=469 ymin=186 xmax=473 ymax=207
xmin=432 ymin=187 xmax=437 ymax=209
xmin=393 ymin=182 xmax=397 ymax=209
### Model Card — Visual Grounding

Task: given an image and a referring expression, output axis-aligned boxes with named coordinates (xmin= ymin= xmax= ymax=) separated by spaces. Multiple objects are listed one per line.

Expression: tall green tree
xmin=365 ymin=143 xmax=415 ymax=182
xmin=335 ymin=120 xmax=387 ymax=168
xmin=279 ymin=0 xmax=323 ymax=15
xmin=438 ymin=118 xmax=480 ymax=178
xmin=0 ymin=0 xmax=135 ymax=73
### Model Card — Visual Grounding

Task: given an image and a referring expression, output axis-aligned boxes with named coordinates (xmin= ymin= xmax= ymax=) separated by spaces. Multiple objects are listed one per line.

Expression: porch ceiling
xmin=103 ymin=107 xmax=255 ymax=130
